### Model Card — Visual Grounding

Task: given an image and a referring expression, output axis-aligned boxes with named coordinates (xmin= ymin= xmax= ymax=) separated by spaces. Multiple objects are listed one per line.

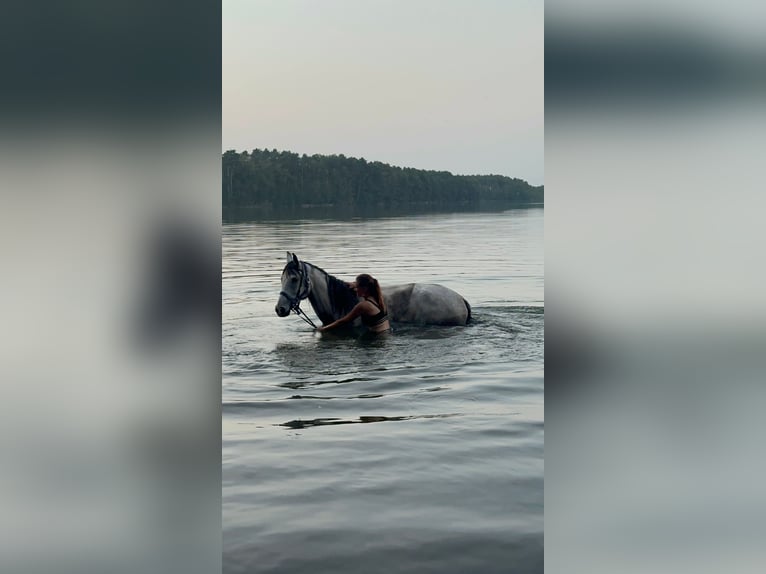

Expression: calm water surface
xmin=223 ymin=208 xmax=544 ymax=574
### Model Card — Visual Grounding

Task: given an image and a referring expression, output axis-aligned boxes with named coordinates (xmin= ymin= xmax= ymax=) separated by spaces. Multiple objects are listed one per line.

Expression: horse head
xmin=275 ymin=252 xmax=310 ymax=317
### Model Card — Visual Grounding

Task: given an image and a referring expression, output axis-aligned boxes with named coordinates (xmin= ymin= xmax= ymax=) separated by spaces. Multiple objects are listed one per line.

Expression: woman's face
xmin=353 ymin=281 xmax=367 ymax=297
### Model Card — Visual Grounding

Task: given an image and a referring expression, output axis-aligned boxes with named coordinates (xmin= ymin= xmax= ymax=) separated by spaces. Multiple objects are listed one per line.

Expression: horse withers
xmin=275 ymin=252 xmax=471 ymax=328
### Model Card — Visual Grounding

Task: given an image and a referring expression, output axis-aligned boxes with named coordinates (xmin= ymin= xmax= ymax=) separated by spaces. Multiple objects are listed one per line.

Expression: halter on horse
xmin=276 ymin=258 xmax=317 ymax=329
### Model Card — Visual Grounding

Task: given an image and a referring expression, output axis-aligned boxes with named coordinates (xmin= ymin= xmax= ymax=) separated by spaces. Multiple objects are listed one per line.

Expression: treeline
xmin=222 ymin=148 xmax=543 ymax=208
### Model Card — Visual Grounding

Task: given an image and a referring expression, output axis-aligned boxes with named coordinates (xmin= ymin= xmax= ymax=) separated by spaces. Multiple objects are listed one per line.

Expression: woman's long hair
xmin=356 ymin=273 xmax=386 ymax=314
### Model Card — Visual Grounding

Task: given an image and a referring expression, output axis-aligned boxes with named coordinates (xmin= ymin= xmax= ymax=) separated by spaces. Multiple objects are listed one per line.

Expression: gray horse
xmin=275 ymin=252 xmax=471 ymax=328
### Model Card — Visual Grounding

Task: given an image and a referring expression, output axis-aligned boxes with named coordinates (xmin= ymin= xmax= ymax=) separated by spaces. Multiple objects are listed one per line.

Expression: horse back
xmin=383 ymin=283 xmax=470 ymax=326
xmin=382 ymin=283 xmax=415 ymax=322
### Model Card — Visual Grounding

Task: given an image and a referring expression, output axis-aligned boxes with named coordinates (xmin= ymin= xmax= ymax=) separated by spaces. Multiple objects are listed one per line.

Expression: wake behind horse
xmin=275 ymin=252 xmax=471 ymax=328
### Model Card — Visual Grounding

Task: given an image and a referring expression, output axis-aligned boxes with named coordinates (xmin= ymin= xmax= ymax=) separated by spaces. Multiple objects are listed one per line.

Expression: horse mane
xmin=304 ymin=262 xmax=359 ymax=322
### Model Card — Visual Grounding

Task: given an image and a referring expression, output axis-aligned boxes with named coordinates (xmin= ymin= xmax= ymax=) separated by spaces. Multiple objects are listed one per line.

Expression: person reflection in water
xmin=316 ymin=273 xmax=391 ymax=334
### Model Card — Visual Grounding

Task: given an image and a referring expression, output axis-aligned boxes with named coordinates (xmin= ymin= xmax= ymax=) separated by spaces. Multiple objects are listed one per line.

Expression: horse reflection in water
xmin=275 ymin=252 xmax=471 ymax=329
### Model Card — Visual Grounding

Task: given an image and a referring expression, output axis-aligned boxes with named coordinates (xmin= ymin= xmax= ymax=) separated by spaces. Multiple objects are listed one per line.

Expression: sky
xmin=223 ymin=0 xmax=543 ymax=185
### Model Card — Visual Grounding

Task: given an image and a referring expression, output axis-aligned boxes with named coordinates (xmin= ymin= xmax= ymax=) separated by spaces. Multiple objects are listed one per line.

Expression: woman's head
xmin=355 ymin=273 xmax=386 ymax=311
xmin=354 ymin=273 xmax=374 ymax=294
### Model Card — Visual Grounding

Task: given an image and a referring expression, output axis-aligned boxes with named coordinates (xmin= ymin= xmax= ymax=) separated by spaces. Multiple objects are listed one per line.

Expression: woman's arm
xmin=317 ymin=303 xmax=364 ymax=332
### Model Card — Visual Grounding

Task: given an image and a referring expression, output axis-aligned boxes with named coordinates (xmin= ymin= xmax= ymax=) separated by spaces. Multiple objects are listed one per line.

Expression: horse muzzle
xmin=275 ymin=303 xmax=290 ymax=317
xmin=275 ymin=291 xmax=294 ymax=316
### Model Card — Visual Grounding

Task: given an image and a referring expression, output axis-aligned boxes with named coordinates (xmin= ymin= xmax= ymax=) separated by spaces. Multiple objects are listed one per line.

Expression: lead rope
xmin=291 ymin=305 xmax=318 ymax=329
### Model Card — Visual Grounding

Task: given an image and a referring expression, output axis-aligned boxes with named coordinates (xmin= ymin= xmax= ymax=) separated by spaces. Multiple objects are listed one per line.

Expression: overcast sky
xmin=223 ymin=0 xmax=543 ymax=185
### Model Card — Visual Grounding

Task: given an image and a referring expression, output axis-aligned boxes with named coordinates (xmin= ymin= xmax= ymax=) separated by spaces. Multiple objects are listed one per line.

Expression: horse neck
xmin=304 ymin=263 xmax=357 ymax=324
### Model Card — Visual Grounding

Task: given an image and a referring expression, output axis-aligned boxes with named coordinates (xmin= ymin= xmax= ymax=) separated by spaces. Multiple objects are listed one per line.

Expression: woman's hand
xmin=317 ymin=304 xmax=362 ymax=333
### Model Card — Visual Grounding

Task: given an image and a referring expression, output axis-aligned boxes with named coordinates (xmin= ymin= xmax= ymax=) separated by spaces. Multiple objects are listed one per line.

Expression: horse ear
xmin=286 ymin=251 xmax=293 ymax=263
xmin=292 ymin=253 xmax=300 ymax=265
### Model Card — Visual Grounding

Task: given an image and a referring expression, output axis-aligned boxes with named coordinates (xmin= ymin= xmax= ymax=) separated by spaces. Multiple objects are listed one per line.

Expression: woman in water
xmin=316 ymin=273 xmax=391 ymax=334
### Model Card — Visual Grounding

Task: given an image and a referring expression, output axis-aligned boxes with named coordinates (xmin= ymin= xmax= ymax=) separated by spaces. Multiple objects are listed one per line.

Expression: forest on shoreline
xmin=222 ymin=149 xmax=543 ymax=209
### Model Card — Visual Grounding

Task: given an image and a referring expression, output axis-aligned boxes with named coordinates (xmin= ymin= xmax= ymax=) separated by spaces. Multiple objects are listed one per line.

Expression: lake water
xmin=223 ymin=207 xmax=544 ymax=574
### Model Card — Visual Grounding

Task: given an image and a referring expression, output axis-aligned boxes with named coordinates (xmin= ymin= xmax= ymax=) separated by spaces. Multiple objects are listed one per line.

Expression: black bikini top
xmin=361 ymin=298 xmax=388 ymax=327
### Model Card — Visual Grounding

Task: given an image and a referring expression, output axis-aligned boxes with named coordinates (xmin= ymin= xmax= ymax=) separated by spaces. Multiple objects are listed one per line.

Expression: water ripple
xmin=277 ymin=413 xmax=462 ymax=429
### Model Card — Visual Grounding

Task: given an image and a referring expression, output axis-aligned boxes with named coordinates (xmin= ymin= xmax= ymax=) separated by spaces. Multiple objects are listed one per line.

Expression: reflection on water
xmin=223 ymin=208 xmax=543 ymax=574
xmin=223 ymin=201 xmax=542 ymax=223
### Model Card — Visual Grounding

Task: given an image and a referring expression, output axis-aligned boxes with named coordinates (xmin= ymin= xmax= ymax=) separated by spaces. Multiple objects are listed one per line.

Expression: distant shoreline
xmin=222 ymin=149 xmax=543 ymax=210
xmin=224 ymin=199 xmax=543 ymax=210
